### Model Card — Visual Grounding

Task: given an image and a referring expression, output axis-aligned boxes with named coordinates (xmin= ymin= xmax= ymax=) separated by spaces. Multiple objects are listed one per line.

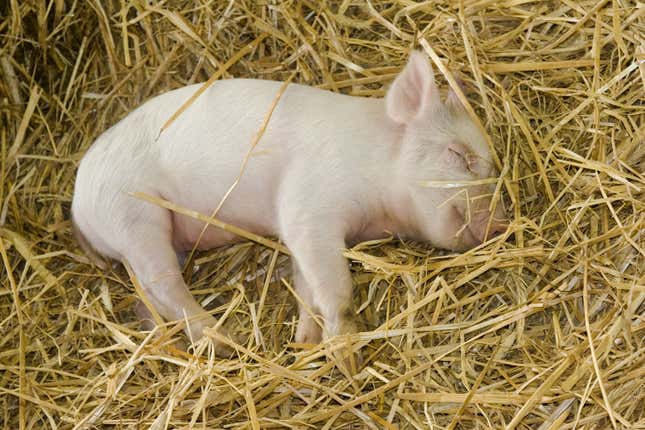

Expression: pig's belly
xmin=158 ymin=158 xmax=281 ymax=252
xmin=169 ymin=209 xmax=276 ymax=252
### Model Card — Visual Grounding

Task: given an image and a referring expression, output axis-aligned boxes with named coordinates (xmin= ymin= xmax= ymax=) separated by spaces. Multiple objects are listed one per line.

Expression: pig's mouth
xmin=450 ymin=206 xmax=481 ymax=249
xmin=465 ymin=210 xmax=508 ymax=245
xmin=459 ymin=224 xmax=481 ymax=249
xmin=464 ymin=225 xmax=479 ymax=244
xmin=450 ymin=203 xmax=508 ymax=250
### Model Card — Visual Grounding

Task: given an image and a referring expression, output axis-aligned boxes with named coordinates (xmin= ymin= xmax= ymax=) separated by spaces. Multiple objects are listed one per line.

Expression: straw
xmin=1 ymin=1 xmax=643 ymax=428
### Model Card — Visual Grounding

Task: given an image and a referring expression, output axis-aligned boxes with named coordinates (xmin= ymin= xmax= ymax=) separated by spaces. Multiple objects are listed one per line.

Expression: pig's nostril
xmin=488 ymin=223 xmax=508 ymax=238
xmin=470 ymin=218 xmax=509 ymax=243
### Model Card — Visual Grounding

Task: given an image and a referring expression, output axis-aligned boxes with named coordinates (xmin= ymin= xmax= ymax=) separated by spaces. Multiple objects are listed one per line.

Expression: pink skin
xmin=72 ymin=51 xmax=507 ymax=353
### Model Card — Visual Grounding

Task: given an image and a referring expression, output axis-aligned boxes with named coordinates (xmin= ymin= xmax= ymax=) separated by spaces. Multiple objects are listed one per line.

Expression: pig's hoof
xmin=295 ymin=317 xmax=323 ymax=344
xmin=133 ymin=299 xmax=156 ymax=331
xmin=212 ymin=339 xmax=235 ymax=358
xmin=331 ymin=337 xmax=363 ymax=375
xmin=324 ymin=314 xmax=363 ymax=373
xmin=185 ymin=336 xmax=234 ymax=358
xmin=199 ymin=325 xmax=237 ymax=358
xmin=325 ymin=311 xmax=360 ymax=339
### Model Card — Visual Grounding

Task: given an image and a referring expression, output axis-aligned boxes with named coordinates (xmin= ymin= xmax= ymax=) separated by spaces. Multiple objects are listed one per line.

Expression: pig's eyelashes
xmin=446 ymin=147 xmax=466 ymax=168
xmin=446 ymin=144 xmax=476 ymax=173
xmin=464 ymin=154 xmax=478 ymax=172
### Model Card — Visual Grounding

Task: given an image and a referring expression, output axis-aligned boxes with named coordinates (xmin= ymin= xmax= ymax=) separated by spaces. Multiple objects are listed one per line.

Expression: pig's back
xmin=151 ymin=79 xmax=381 ymax=244
xmin=150 ymin=79 xmax=301 ymax=242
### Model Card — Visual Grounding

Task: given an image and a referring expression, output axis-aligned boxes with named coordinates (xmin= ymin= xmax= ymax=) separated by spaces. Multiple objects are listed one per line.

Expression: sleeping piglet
xmin=72 ymin=51 xmax=507 ymax=352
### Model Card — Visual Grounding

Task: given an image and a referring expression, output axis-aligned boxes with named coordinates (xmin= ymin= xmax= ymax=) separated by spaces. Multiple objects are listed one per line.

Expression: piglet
xmin=72 ymin=51 xmax=507 ymax=353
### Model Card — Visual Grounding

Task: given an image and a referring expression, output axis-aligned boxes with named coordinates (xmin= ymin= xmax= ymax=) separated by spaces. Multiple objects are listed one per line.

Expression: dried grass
xmin=1 ymin=1 xmax=643 ymax=429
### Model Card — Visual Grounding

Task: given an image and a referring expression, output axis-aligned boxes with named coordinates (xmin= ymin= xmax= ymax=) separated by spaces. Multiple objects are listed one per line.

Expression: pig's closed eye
xmin=447 ymin=143 xmax=476 ymax=172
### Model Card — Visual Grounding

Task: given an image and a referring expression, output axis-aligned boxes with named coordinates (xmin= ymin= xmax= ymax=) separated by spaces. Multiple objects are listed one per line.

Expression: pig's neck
xmin=352 ymin=114 xmax=423 ymax=243
xmin=377 ymin=179 xmax=422 ymax=241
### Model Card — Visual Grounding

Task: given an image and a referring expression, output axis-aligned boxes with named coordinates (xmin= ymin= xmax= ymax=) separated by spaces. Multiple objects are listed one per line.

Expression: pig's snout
xmin=469 ymin=208 xmax=508 ymax=244
xmin=484 ymin=220 xmax=508 ymax=240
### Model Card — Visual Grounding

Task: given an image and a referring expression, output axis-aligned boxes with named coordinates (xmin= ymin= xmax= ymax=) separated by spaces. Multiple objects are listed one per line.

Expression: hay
xmin=0 ymin=0 xmax=643 ymax=428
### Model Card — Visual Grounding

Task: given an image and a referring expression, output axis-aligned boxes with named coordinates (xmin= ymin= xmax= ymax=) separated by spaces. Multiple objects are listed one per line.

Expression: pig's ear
xmin=385 ymin=51 xmax=439 ymax=124
xmin=445 ymin=76 xmax=468 ymax=112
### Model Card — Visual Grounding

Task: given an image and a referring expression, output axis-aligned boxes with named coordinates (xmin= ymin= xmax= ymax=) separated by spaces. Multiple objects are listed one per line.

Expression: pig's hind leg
xmin=119 ymin=215 xmax=231 ymax=355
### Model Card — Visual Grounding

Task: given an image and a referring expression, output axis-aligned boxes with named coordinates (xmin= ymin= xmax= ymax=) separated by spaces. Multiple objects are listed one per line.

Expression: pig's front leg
xmin=292 ymin=261 xmax=323 ymax=343
xmin=283 ymin=227 xmax=358 ymax=341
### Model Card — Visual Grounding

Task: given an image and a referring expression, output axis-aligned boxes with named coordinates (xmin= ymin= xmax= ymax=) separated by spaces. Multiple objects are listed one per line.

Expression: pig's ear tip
xmin=407 ymin=50 xmax=434 ymax=76
xmin=409 ymin=50 xmax=427 ymax=62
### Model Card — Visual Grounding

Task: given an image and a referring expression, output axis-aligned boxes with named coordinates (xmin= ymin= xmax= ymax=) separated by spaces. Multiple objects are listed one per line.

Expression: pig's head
xmin=386 ymin=51 xmax=507 ymax=251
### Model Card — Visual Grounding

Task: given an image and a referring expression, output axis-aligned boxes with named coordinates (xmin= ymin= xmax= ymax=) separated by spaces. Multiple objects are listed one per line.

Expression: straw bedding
xmin=1 ymin=1 xmax=643 ymax=428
